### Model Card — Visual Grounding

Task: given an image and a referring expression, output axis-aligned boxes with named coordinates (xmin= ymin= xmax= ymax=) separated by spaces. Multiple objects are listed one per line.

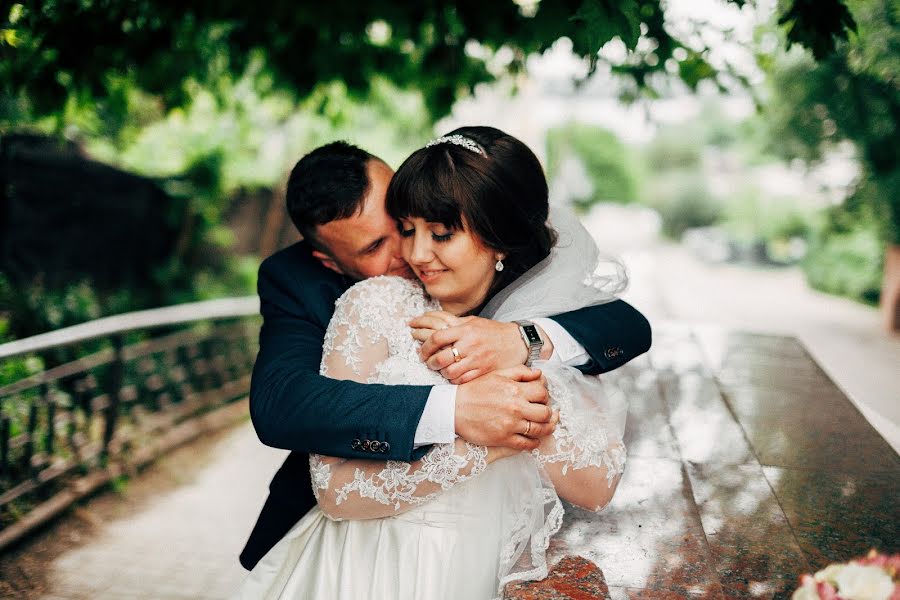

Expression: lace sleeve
xmin=310 ymin=277 xmax=489 ymax=521
xmin=532 ymin=364 xmax=627 ymax=512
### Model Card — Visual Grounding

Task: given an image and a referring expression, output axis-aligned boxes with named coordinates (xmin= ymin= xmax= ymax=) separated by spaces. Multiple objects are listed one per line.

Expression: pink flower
xmin=815 ymin=580 xmax=839 ymax=599
xmin=856 ymin=551 xmax=900 ymax=576
xmin=793 ymin=552 xmax=900 ymax=600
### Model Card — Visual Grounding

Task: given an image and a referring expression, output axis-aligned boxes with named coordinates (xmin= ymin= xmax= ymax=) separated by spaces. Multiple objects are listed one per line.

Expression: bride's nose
xmin=408 ymin=231 xmax=434 ymax=265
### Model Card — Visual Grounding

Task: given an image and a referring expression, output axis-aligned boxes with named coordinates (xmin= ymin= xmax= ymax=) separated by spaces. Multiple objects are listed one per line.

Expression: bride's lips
xmin=416 ymin=268 xmax=448 ymax=283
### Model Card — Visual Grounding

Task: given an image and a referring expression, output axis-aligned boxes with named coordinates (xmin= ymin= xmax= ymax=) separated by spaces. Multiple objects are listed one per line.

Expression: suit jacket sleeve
xmin=249 ymin=250 xmax=431 ymax=462
xmin=548 ymin=299 xmax=651 ymax=375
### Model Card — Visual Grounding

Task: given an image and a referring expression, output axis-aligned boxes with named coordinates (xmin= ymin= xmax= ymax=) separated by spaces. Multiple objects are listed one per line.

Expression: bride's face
xmin=399 ymin=216 xmax=501 ymax=315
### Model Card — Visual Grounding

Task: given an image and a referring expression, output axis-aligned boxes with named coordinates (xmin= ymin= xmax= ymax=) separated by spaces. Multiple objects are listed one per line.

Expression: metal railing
xmin=0 ymin=297 xmax=260 ymax=547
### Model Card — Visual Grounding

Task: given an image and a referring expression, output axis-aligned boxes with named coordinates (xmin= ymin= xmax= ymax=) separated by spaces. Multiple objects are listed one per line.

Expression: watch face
xmin=523 ymin=325 xmax=542 ymax=345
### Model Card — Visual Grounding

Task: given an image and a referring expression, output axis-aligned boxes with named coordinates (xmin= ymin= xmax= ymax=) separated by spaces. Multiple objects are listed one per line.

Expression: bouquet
xmin=792 ymin=551 xmax=900 ymax=600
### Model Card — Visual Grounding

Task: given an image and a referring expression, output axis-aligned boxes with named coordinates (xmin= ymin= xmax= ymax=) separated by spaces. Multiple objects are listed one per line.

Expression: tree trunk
xmin=881 ymin=244 xmax=900 ymax=332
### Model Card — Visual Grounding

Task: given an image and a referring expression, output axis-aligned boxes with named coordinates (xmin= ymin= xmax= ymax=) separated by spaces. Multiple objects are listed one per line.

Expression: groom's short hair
xmin=286 ymin=141 xmax=376 ymax=250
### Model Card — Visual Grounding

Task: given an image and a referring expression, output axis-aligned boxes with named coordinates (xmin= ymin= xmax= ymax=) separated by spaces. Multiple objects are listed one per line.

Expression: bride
xmin=237 ymin=126 xmax=629 ymax=599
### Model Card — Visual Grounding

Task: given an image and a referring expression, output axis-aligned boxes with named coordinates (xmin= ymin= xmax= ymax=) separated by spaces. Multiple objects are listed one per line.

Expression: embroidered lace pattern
xmin=310 ymin=276 xmax=487 ymax=520
xmin=309 ymin=454 xmax=332 ymax=500
xmin=333 ymin=442 xmax=488 ymax=510
xmin=320 ymin=276 xmax=440 ymax=381
xmin=533 ymin=371 xmax=627 ymax=487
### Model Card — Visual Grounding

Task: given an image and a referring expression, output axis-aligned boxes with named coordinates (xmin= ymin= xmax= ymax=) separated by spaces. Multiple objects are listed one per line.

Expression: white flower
xmin=815 ymin=563 xmax=846 ymax=585
xmin=791 ymin=580 xmax=820 ymax=600
xmin=833 ymin=564 xmax=894 ymax=600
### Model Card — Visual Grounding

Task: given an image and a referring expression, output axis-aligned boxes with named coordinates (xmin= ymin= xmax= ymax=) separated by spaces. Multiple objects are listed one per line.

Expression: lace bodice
xmin=310 ymin=276 xmax=489 ymax=520
xmin=309 ymin=275 xmax=626 ymax=526
xmin=320 ymin=276 xmax=445 ymax=386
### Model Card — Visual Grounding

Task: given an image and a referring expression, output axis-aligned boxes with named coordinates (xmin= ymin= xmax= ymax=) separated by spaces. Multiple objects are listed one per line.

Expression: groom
xmin=240 ymin=141 xmax=651 ymax=570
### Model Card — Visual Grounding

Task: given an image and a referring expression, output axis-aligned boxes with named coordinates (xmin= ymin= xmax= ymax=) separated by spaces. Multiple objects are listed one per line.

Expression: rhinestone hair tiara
xmin=425 ymin=134 xmax=484 ymax=155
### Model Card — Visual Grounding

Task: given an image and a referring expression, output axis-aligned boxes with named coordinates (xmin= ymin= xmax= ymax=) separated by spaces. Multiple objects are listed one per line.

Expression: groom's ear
xmin=311 ymin=249 xmax=345 ymax=275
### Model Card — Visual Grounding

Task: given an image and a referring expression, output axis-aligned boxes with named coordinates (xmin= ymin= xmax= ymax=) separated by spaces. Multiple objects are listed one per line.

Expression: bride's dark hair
xmin=386 ymin=126 xmax=557 ymax=299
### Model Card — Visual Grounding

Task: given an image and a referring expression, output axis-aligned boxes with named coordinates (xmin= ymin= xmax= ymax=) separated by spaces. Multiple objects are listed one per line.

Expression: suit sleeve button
xmin=370 ymin=441 xmax=382 ymax=452
xmin=361 ymin=439 xmax=371 ymax=451
xmin=381 ymin=442 xmax=390 ymax=453
xmin=351 ymin=438 xmax=361 ymax=450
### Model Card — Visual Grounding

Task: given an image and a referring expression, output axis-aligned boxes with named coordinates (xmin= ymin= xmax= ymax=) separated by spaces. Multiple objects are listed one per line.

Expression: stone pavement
xmin=1 ymin=325 xmax=897 ymax=599
xmin=0 ymin=402 xmax=287 ymax=600
xmin=506 ymin=326 xmax=898 ymax=599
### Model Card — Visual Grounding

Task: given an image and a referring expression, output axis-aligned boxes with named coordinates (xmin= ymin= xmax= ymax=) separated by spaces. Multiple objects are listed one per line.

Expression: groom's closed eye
xmin=360 ymin=237 xmax=386 ymax=255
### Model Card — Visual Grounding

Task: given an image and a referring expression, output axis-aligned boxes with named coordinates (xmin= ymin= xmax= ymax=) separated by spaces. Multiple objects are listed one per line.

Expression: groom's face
xmin=312 ymin=159 xmax=413 ymax=281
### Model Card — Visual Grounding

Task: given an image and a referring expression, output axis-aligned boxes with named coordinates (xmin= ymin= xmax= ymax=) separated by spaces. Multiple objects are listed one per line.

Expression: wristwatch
xmin=514 ymin=320 xmax=544 ymax=367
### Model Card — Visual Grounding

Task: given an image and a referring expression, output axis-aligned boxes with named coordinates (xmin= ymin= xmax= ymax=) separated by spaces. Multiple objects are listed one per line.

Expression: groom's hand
xmin=454 ymin=366 xmax=557 ymax=451
xmin=411 ymin=312 xmax=554 ymax=384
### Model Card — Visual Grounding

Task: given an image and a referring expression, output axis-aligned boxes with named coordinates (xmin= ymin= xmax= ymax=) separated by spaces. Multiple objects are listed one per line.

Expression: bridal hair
xmin=387 ymin=126 xmax=557 ymax=298
xmin=286 ymin=141 xmax=378 ymax=250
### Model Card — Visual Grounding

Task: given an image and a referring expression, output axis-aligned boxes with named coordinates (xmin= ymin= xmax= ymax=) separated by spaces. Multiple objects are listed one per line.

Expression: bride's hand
xmin=410 ymin=312 xmax=554 ymax=384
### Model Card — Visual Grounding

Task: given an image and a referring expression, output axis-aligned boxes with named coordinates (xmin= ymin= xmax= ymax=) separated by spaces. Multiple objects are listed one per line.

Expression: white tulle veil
xmin=478 ymin=203 xmax=630 ymax=597
xmin=480 ymin=204 xmax=628 ymax=322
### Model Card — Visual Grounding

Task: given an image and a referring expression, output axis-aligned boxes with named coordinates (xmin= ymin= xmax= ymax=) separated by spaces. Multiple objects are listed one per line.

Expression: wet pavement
xmin=506 ymin=326 xmax=899 ymax=599
xmin=1 ymin=325 xmax=896 ymax=599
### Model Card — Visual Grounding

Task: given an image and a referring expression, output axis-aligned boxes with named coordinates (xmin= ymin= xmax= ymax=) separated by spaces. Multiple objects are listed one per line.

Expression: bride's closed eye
xmin=398 ymin=225 xmax=454 ymax=242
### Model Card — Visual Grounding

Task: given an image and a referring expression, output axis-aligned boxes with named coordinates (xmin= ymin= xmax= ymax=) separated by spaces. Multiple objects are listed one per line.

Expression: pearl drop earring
xmin=495 ymin=259 xmax=504 ymax=272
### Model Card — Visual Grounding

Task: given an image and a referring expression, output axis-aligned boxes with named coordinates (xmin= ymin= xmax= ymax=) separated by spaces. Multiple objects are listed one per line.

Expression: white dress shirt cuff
xmin=532 ymin=317 xmax=590 ymax=367
xmin=413 ymin=384 xmax=457 ymax=447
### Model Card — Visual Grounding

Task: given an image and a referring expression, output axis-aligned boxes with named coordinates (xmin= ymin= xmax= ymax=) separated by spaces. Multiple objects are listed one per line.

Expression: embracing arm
xmin=413 ymin=298 xmax=651 ymax=383
xmin=548 ymin=299 xmax=651 ymax=375
xmin=248 ymin=251 xmax=431 ymax=461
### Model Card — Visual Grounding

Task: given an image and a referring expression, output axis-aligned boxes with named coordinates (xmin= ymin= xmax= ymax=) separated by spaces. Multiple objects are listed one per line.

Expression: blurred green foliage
xmin=762 ymin=0 xmax=898 ymax=232
xmin=757 ymin=0 xmax=898 ymax=302
xmin=0 ymin=1 xmax=854 ymax=123
xmin=803 ymin=218 xmax=885 ymax=305
xmin=643 ymin=170 xmax=722 ymax=239
xmin=721 ymin=188 xmax=814 ymax=245
xmin=546 ymin=123 xmax=638 ymax=210
xmin=633 ymin=114 xmax=723 ymax=240
xmin=619 ymin=105 xmax=820 ymax=265
xmin=642 ymin=128 xmax=703 ymax=172
xmin=0 ymin=65 xmax=434 ymax=343
xmin=0 ymin=0 xmax=872 ymax=347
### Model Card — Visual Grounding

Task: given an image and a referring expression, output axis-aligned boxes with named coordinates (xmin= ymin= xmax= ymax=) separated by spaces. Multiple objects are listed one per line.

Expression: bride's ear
xmin=312 ymin=249 xmax=345 ymax=275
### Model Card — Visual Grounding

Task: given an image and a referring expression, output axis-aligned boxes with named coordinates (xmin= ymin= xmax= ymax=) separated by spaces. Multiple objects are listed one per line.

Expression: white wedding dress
xmin=236 ymin=276 xmax=627 ymax=600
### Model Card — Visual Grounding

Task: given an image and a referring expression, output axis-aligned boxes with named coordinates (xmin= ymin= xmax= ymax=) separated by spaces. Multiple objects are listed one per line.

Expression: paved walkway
xmin=0 ymin=407 xmax=287 ymax=599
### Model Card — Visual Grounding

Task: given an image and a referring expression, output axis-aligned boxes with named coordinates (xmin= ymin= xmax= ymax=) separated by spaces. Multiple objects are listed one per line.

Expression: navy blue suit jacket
xmin=239 ymin=241 xmax=651 ymax=569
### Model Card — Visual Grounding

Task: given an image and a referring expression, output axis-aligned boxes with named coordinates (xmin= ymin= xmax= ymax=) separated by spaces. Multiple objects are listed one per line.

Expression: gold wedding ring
xmin=450 ymin=345 xmax=461 ymax=362
xmin=524 ymin=421 xmax=532 ymax=437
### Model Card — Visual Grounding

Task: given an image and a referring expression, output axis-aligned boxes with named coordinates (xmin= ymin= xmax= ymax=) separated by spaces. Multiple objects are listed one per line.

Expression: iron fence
xmin=0 ymin=297 xmax=260 ymax=547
